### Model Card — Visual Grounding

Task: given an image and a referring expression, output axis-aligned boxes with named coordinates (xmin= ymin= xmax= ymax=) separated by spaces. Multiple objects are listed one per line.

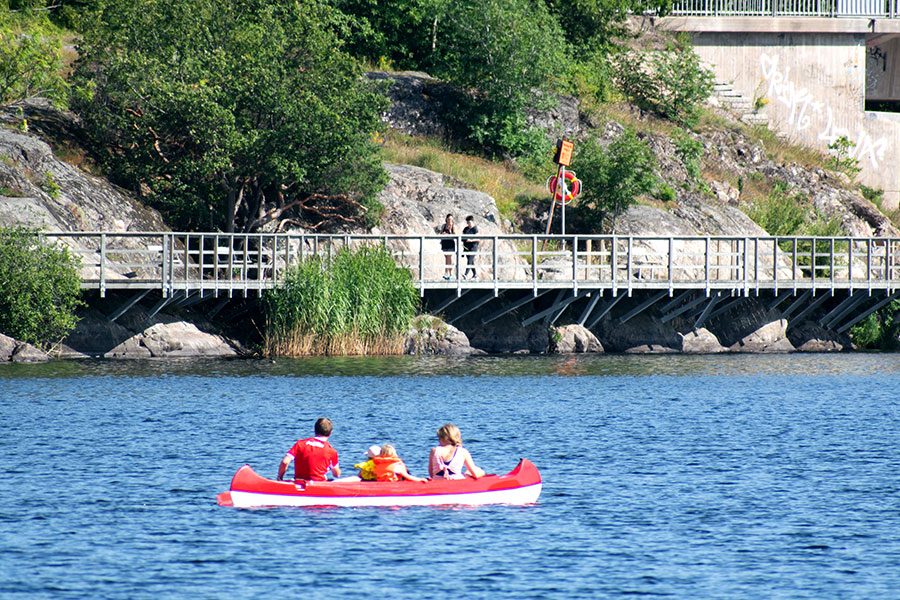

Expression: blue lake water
xmin=2 ymin=354 xmax=900 ymax=599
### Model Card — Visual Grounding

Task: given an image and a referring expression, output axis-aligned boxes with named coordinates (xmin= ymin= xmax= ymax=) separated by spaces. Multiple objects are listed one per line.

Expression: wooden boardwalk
xmin=50 ymin=232 xmax=900 ymax=332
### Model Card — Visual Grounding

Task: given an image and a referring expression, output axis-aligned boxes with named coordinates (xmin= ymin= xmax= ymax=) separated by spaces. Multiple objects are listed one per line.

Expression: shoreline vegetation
xmin=261 ymin=245 xmax=418 ymax=357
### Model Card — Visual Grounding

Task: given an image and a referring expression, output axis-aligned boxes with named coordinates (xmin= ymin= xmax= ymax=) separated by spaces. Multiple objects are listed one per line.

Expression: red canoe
xmin=217 ymin=459 xmax=542 ymax=508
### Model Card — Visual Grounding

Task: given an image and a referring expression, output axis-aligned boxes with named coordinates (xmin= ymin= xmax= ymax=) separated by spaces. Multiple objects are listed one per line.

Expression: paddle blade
xmin=216 ymin=491 xmax=233 ymax=507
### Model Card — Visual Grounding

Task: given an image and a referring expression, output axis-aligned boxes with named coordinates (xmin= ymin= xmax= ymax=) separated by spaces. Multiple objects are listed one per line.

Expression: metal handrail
xmin=668 ymin=0 xmax=900 ymax=18
xmin=45 ymin=232 xmax=900 ymax=297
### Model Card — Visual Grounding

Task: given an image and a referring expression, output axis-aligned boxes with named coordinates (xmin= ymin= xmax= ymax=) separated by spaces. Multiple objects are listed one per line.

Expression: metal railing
xmin=669 ymin=0 xmax=900 ymax=17
xmin=46 ymin=232 xmax=900 ymax=298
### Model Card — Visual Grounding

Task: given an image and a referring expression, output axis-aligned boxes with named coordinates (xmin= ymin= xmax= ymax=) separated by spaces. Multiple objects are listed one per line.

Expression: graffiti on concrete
xmin=760 ymin=52 xmax=889 ymax=168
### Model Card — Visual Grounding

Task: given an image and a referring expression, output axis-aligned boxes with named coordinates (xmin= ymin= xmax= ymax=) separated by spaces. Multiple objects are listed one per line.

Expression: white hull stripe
xmin=230 ymin=483 xmax=542 ymax=508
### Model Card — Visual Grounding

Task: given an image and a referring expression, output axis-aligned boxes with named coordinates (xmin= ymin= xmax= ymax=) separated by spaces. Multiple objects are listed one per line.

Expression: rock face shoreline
xmin=0 ymin=92 xmax=890 ymax=360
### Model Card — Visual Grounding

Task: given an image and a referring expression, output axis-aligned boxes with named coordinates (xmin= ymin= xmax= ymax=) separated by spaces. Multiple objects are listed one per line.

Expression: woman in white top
xmin=429 ymin=423 xmax=485 ymax=479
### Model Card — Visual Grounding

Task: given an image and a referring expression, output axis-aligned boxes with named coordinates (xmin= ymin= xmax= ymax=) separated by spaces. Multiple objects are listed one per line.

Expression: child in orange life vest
xmin=353 ymin=445 xmax=381 ymax=481
xmin=372 ymin=445 xmax=427 ymax=483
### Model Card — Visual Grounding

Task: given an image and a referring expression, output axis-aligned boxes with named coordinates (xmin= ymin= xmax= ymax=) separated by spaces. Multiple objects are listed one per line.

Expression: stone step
xmin=741 ymin=113 xmax=769 ymax=125
xmin=712 ymin=83 xmax=734 ymax=91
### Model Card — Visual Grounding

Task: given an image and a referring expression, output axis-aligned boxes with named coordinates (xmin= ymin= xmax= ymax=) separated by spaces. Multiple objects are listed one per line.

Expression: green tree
xmin=72 ymin=0 xmax=388 ymax=233
xmin=332 ymin=0 xmax=435 ymax=67
xmin=615 ymin=33 xmax=713 ymax=127
xmin=571 ymin=131 xmax=657 ymax=233
xmin=0 ymin=226 xmax=83 ymax=348
xmin=0 ymin=10 xmax=68 ymax=106
xmin=544 ymin=0 xmax=672 ymax=52
xmin=429 ymin=0 xmax=568 ymax=162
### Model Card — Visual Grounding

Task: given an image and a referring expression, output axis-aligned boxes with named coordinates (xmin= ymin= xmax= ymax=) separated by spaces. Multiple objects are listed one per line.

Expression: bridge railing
xmin=669 ymin=0 xmax=900 ymax=17
xmin=44 ymin=232 xmax=900 ymax=297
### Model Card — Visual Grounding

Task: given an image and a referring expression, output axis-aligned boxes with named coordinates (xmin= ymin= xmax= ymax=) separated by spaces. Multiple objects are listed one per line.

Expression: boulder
xmin=788 ymin=321 xmax=851 ymax=352
xmin=0 ymin=333 xmax=16 ymax=361
xmin=551 ymin=324 xmax=603 ymax=353
xmin=62 ymin=306 xmax=238 ymax=359
xmin=454 ymin=309 xmax=549 ymax=354
xmin=679 ymin=328 xmax=726 ymax=353
xmin=729 ymin=318 xmax=795 ymax=352
xmin=11 ymin=341 xmax=50 ymax=363
xmin=595 ymin=314 xmax=682 ymax=353
xmin=405 ymin=316 xmax=481 ymax=355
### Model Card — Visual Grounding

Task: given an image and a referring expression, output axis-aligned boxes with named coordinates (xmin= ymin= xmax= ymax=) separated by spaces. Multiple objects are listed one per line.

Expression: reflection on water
xmin=3 ymin=352 xmax=900 ymax=379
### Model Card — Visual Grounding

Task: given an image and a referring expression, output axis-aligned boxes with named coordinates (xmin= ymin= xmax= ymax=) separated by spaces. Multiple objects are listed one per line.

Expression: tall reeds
xmin=262 ymin=245 xmax=419 ymax=357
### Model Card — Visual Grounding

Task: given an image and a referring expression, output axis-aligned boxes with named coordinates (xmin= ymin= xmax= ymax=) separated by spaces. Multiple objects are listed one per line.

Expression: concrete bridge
xmin=660 ymin=0 xmax=900 ymax=209
xmin=51 ymin=231 xmax=900 ymax=334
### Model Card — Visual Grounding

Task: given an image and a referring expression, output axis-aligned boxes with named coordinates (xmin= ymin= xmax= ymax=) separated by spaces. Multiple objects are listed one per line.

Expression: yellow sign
xmin=554 ymin=139 xmax=573 ymax=166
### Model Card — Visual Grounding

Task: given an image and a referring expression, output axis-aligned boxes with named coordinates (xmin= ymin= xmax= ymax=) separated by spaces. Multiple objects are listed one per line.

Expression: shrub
xmin=0 ymin=12 xmax=68 ymax=107
xmin=673 ymin=128 xmax=703 ymax=181
xmin=614 ymin=33 xmax=713 ymax=127
xmin=0 ymin=226 xmax=83 ymax=349
xmin=745 ymin=181 xmax=809 ymax=236
xmin=850 ymin=300 xmax=900 ymax=351
xmin=570 ymin=131 xmax=657 ymax=233
xmin=262 ymin=244 xmax=419 ymax=356
xmin=826 ymin=135 xmax=861 ymax=179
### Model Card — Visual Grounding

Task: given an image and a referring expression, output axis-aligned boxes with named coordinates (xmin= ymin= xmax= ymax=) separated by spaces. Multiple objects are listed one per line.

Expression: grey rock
xmin=551 ymin=324 xmax=603 ymax=353
xmin=454 ymin=310 xmax=549 ymax=354
xmin=405 ymin=316 xmax=480 ymax=355
xmin=788 ymin=321 xmax=851 ymax=352
xmin=11 ymin=341 xmax=50 ymax=363
xmin=595 ymin=314 xmax=682 ymax=353
xmin=729 ymin=318 xmax=795 ymax=352
xmin=680 ymin=328 xmax=726 ymax=353
xmin=0 ymin=333 xmax=17 ymax=361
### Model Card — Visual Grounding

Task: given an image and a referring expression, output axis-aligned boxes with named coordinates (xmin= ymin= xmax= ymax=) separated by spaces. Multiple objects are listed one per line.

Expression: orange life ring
xmin=547 ymin=171 xmax=581 ymax=204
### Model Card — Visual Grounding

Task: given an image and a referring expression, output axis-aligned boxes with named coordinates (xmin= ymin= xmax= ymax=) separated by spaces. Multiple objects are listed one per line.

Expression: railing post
xmin=830 ymin=237 xmax=835 ymax=292
xmin=99 ymin=232 xmax=107 ymax=298
xmin=161 ymin=233 xmax=169 ymax=298
xmin=705 ymin=236 xmax=710 ymax=296
xmin=627 ymin=236 xmax=633 ymax=296
xmin=743 ymin=237 xmax=749 ymax=296
xmin=772 ymin=238 xmax=778 ymax=296
xmin=419 ymin=236 xmax=425 ymax=293
xmin=573 ymin=235 xmax=579 ymax=294
xmin=867 ymin=238 xmax=872 ymax=293
xmin=792 ymin=238 xmax=798 ymax=293
xmin=532 ymin=235 xmax=538 ymax=295
xmin=612 ymin=236 xmax=618 ymax=296
xmin=493 ymin=235 xmax=499 ymax=295
xmin=668 ymin=236 xmax=674 ymax=295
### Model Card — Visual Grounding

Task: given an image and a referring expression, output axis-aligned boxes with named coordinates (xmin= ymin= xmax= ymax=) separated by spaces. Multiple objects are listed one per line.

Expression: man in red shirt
xmin=276 ymin=418 xmax=341 ymax=481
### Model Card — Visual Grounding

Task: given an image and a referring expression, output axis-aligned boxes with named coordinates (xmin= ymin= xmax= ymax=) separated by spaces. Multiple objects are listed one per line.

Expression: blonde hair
xmin=437 ymin=424 xmax=462 ymax=446
xmin=380 ymin=444 xmax=397 ymax=457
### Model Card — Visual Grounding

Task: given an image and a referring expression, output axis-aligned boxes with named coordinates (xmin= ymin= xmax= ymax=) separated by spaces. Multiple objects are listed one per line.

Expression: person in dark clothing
xmin=439 ymin=213 xmax=456 ymax=280
xmin=462 ymin=215 xmax=479 ymax=280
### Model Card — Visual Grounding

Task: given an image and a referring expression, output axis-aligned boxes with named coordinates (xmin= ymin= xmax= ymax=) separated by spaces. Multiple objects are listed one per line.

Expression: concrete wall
xmin=692 ymin=31 xmax=900 ymax=208
xmin=656 ymin=17 xmax=900 ymax=209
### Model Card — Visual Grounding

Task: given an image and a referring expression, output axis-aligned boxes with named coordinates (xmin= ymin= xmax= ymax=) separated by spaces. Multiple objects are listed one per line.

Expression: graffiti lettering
xmin=760 ymin=52 xmax=890 ymax=168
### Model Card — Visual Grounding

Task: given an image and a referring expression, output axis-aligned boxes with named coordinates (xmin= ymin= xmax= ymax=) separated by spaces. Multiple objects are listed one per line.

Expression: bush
xmin=0 ymin=226 xmax=83 ymax=348
xmin=614 ymin=33 xmax=713 ymax=127
xmin=262 ymin=244 xmax=419 ymax=356
xmin=570 ymin=131 xmax=657 ymax=233
xmin=850 ymin=300 xmax=900 ymax=351
xmin=673 ymin=128 xmax=703 ymax=181
xmin=0 ymin=11 xmax=68 ymax=107
xmin=745 ymin=181 xmax=809 ymax=236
